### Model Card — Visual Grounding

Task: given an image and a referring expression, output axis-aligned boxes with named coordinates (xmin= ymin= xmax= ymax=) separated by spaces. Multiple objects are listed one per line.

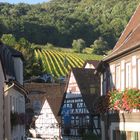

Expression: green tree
xmin=1 ymin=34 xmax=16 ymax=46
xmin=16 ymin=38 xmax=36 ymax=79
xmin=72 ymin=38 xmax=86 ymax=53
xmin=0 ymin=1 xmax=139 ymax=49
xmin=91 ymin=37 xmax=109 ymax=55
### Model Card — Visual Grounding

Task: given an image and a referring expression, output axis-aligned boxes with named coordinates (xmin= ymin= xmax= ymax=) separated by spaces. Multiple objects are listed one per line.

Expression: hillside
xmin=0 ymin=0 xmax=140 ymax=79
xmin=34 ymin=48 xmax=102 ymax=77
xmin=0 ymin=0 xmax=139 ymax=50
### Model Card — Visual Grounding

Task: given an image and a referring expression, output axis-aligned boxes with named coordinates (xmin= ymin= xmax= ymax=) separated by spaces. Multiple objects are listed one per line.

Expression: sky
xmin=0 ymin=0 xmax=50 ymax=4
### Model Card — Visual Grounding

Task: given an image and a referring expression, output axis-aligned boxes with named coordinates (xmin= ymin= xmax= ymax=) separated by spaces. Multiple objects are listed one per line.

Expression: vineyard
xmin=34 ymin=49 xmax=102 ymax=77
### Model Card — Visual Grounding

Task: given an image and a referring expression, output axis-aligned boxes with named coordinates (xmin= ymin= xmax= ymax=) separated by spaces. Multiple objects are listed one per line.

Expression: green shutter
xmin=131 ymin=132 xmax=138 ymax=140
xmin=120 ymin=131 xmax=126 ymax=140
xmin=113 ymin=130 xmax=116 ymax=140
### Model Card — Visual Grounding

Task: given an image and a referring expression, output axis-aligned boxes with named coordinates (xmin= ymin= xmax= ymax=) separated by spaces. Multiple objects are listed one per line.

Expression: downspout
xmin=3 ymin=82 xmax=15 ymax=140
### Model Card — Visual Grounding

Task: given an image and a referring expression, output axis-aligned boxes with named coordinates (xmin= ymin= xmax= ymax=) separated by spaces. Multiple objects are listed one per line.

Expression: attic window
xmin=70 ymin=87 xmax=76 ymax=92
xmin=90 ymin=84 xmax=96 ymax=94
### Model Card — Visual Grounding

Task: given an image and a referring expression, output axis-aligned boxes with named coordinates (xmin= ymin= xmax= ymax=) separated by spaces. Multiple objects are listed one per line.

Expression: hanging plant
xmin=109 ymin=89 xmax=140 ymax=112
xmin=94 ymin=89 xmax=140 ymax=113
xmin=109 ymin=90 xmax=123 ymax=111
xmin=122 ymin=89 xmax=140 ymax=111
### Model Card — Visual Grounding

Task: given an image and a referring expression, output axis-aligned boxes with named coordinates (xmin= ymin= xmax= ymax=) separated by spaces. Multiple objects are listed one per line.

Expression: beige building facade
xmin=0 ymin=44 xmax=27 ymax=140
xmin=98 ymin=4 xmax=140 ymax=140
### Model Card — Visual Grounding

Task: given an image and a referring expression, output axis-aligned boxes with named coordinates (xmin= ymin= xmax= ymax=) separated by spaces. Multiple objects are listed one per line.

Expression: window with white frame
xmin=110 ymin=64 xmax=115 ymax=90
xmin=137 ymin=59 xmax=140 ymax=89
xmin=10 ymin=96 xmax=12 ymax=111
xmin=125 ymin=62 xmax=131 ymax=88
xmin=110 ymin=73 xmax=115 ymax=90
xmin=16 ymin=98 xmax=18 ymax=112
xmin=12 ymin=97 xmax=15 ymax=112
xmin=103 ymin=72 xmax=106 ymax=95
xmin=115 ymin=65 xmax=121 ymax=90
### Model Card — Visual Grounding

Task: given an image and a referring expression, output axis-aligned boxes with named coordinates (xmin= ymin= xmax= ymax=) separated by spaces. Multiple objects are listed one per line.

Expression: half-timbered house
xmin=25 ymin=83 xmax=65 ymax=139
xmin=98 ymin=4 xmax=140 ymax=140
xmin=59 ymin=68 xmax=101 ymax=140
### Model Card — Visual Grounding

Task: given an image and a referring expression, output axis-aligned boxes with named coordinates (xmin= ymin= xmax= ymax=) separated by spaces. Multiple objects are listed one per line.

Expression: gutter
xmin=103 ymin=44 xmax=140 ymax=63
xmin=4 ymin=83 xmax=15 ymax=93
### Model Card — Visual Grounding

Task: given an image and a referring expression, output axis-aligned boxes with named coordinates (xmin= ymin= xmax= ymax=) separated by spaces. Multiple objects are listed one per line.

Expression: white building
xmin=0 ymin=44 xmax=27 ymax=140
xmin=98 ymin=4 xmax=140 ymax=140
xmin=25 ymin=83 xmax=65 ymax=140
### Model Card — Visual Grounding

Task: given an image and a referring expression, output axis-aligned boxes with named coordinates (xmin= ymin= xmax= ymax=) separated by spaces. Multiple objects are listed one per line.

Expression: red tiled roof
xmin=24 ymin=83 xmax=66 ymax=123
xmin=114 ymin=4 xmax=140 ymax=50
xmin=104 ymin=23 xmax=140 ymax=61
xmin=104 ymin=4 xmax=140 ymax=61
xmin=73 ymin=68 xmax=100 ymax=113
xmin=59 ymin=68 xmax=100 ymax=115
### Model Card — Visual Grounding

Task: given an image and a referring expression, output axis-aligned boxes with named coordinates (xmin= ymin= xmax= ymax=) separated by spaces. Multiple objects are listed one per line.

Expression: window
xmin=90 ymin=84 xmax=96 ymax=94
xmin=103 ymin=72 xmax=106 ymax=95
xmin=116 ymin=65 xmax=121 ymax=90
xmin=15 ymin=98 xmax=17 ymax=112
xmin=71 ymin=86 xmax=76 ymax=92
xmin=93 ymin=116 xmax=100 ymax=129
xmin=10 ymin=96 xmax=12 ymax=111
xmin=12 ymin=97 xmax=15 ymax=112
xmin=138 ymin=59 xmax=140 ymax=89
xmin=110 ymin=64 xmax=115 ymax=90
xmin=113 ymin=131 xmax=139 ymax=140
xmin=79 ymin=117 xmax=83 ymax=126
xmin=113 ymin=131 xmax=126 ymax=140
xmin=33 ymin=100 xmax=41 ymax=114
xmin=125 ymin=62 xmax=131 ymax=88
xmin=110 ymin=74 xmax=114 ymax=90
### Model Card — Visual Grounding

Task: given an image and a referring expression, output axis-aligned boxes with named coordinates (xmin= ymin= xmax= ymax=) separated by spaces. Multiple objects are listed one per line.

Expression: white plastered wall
xmin=35 ymin=99 xmax=60 ymax=139
xmin=109 ymin=50 xmax=140 ymax=91
xmin=13 ymin=57 xmax=23 ymax=85
xmin=4 ymin=87 xmax=25 ymax=140
xmin=84 ymin=63 xmax=95 ymax=69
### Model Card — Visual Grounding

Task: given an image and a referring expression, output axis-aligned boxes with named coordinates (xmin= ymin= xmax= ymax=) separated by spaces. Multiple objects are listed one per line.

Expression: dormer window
xmin=90 ymin=84 xmax=96 ymax=94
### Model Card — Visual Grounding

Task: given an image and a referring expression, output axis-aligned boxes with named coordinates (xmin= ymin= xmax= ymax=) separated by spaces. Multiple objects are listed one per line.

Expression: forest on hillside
xmin=0 ymin=0 xmax=139 ymax=50
xmin=0 ymin=0 xmax=140 ymax=80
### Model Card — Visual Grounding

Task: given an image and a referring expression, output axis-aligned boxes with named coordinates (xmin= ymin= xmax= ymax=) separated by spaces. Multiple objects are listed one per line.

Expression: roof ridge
xmin=113 ymin=3 xmax=140 ymax=50
xmin=104 ymin=23 xmax=140 ymax=61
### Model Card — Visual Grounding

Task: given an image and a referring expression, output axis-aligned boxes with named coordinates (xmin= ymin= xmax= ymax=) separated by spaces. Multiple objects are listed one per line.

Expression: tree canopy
xmin=0 ymin=0 xmax=139 ymax=50
xmin=0 ymin=0 xmax=140 ymax=79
